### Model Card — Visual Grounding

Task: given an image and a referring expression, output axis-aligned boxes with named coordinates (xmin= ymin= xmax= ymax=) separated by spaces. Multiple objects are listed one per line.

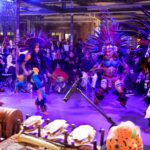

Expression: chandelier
xmin=0 ymin=0 xmax=16 ymax=36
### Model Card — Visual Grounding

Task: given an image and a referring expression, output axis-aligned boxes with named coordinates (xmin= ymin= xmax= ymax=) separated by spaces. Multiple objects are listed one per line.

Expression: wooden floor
xmin=0 ymin=88 xmax=150 ymax=149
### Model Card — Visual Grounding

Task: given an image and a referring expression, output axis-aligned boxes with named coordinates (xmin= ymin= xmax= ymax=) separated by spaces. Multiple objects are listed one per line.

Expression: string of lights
xmin=0 ymin=0 xmax=16 ymax=36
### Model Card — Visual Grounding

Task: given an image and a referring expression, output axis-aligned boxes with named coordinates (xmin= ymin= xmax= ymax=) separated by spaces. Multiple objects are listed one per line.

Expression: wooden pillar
xmin=16 ymin=0 xmax=20 ymax=45
xmin=70 ymin=14 xmax=74 ymax=50
xmin=15 ymin=0 xmax=20 ymax=75
xmin=27 ymin=19 xmax=31 ymax=33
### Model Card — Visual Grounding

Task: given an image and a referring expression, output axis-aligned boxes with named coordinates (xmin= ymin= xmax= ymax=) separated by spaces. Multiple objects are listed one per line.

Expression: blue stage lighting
xmin=0 ymin=0 xmax=16 ymax=35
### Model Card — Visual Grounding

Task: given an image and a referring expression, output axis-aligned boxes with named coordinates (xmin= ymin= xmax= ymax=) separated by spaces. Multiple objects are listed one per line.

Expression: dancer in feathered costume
xmin=144 ymin=45 xmax=150 ymax=105
xmin=86 ymin=13 xmax=130 ymax=107
xmin=123 ymin=7 xmax=150 ymax=102
xmin=120 ymin=7 xmax=150 ymax=128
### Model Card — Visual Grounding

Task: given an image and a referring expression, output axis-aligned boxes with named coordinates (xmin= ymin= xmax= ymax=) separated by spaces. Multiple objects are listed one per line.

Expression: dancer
xmin=22 ymin=42 xmax=49 ymax=113
xmin=86 ymin=13 xmax=130 ymax=106
xmin=143 ymin=45 xmax=150 ymax=131
xmin=144 ymin=45 xmax=150 ymax=102
xmin=93 ymin=44 xmax=128 ymax=106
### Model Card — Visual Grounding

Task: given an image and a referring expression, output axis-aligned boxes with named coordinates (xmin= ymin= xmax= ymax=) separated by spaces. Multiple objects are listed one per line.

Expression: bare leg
xmin=81 ymin=72 xmax=88 ymax=90
xmin=94 ymin=79 xmax=107 ymax=104
xmin=35 ymin=89 xmax=47 ymax=113
xmin=115 ymin=80 xmax=127 ymax=107
xmin=91 ymin=73 xmax=98 ymax=89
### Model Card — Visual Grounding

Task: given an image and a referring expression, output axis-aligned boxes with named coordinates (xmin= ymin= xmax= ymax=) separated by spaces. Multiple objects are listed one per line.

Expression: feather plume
xmin=86 ymin=12 xmax=130 ymax=53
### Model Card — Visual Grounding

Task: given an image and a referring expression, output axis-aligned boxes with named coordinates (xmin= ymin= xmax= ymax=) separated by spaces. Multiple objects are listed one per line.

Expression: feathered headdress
xmin=86 ymin=12 xmax=130 ymax=53
xmin=121 ymin=7 xmax=150 ymax=57
xmin=122 ymin=7 xmax=150 ymax=41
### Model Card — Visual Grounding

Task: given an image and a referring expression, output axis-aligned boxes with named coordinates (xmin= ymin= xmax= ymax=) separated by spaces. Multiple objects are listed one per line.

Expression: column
xmin=16 ymin=0 xmax=20 ymax=45
xmin=15 ymin=0 xmax=20 ymax=75
xmin=70 ymin=14 xmax=74 ymax=50
xmin=27 ymin=19 xmax=31 ymax=33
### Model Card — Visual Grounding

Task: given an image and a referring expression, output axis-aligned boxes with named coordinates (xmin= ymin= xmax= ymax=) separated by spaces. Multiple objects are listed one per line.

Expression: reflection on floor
xmin=0 ymin=88 xmax=150 ymax=149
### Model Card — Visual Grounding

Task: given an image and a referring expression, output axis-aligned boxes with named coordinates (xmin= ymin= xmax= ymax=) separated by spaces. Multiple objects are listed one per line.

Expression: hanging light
xmin=7 ymin=0 xmax=11 ymax=1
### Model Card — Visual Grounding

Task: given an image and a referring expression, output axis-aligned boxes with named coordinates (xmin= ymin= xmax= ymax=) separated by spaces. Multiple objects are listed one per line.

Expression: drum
xmin=0 ymin=107 xmax=23 ymax=138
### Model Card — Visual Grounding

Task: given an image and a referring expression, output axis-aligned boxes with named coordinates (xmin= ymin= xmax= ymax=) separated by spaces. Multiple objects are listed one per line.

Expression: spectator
xmin=80 ymin=52 xmax=98 ymax=89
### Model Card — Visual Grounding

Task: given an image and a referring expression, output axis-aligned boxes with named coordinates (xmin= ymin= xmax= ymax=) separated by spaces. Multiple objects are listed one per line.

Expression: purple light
xmin=0 ymin=0 xmax=16 ymax=35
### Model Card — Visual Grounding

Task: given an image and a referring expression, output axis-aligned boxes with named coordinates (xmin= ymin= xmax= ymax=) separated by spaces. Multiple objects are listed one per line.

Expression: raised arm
xmin=22 ymin=53 xmax=31 ymax=75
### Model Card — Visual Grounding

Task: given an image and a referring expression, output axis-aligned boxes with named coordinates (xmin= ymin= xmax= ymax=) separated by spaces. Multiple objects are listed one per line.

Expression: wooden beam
xmin=22 ymin=0 xmax=63 ymax=13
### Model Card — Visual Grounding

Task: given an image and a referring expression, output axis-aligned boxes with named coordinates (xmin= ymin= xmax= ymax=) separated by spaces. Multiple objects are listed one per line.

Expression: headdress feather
xmin=86 ymin=12 xmax=130 ymax=53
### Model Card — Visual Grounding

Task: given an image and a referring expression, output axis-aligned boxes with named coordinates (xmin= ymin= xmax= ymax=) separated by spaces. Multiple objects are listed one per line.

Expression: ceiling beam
xmin=21 ymin=0 xmax=63 ymax=13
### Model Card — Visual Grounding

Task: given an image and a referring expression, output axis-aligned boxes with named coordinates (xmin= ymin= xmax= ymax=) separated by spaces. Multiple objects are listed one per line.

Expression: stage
xmin=0 ymin=89 xmax=150 ymax=149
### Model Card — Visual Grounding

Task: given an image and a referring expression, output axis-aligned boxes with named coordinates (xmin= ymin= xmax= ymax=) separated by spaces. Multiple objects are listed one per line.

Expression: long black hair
xmin=29 ymin=43 xmax=48 ymax=73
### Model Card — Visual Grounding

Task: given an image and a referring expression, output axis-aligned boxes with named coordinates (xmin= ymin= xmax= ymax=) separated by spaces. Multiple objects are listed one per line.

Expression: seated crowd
xmin=0 ymin=36 xmax=149 ymax=102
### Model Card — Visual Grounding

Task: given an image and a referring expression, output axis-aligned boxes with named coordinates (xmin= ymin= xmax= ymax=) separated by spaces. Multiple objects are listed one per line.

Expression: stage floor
xmin=0 ymin=89 xmax=150 ymax=149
